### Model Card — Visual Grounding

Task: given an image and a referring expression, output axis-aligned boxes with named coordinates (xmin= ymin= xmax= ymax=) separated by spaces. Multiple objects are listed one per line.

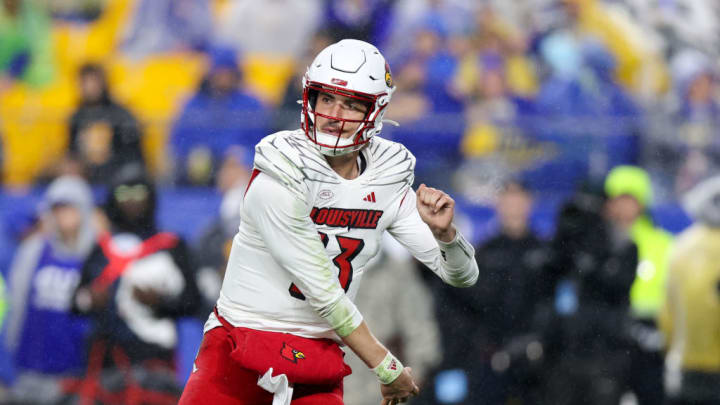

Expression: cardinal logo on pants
xmin=280 ymin=342 xmax=306 ymax=364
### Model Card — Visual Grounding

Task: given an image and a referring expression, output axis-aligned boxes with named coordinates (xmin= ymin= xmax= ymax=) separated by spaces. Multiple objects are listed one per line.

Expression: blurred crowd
xmin=0 ymin=0 xmax=719 ymax=199
xmin=1 ymin=0 xmax=720 ymax=404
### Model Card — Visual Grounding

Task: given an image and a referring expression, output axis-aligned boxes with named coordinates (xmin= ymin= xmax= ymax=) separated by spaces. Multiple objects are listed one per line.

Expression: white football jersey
xmin=206 ymin=130 xmax=476 ymax=341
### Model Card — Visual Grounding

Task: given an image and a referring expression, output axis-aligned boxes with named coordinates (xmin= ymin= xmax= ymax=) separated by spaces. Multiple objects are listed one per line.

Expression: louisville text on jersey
xmin=310 ymin=207 xmax=383 ymax=229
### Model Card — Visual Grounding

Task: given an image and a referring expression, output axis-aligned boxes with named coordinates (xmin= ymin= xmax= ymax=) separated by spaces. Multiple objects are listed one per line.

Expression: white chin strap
xmin=313 ymin=130 xmax=366 ymax=156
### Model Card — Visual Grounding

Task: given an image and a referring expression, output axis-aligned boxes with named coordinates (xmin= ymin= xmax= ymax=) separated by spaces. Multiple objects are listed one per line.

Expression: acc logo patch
xmin=384 ymin=62 xmax=393 ymax=88
xmin=280 ymin=342 xmax=306 ymax=364
xmin=318 ymin=189 xmax=334 ymax=200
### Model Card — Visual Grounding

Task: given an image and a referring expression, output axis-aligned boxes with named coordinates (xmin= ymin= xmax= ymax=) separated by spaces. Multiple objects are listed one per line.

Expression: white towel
xmin=257 ymin=368 xmax=294 ymax=405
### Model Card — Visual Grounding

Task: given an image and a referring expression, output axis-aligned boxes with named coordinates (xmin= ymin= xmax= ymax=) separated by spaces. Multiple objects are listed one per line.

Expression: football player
xmin=180 ymin=39 xmax=479 ymax=405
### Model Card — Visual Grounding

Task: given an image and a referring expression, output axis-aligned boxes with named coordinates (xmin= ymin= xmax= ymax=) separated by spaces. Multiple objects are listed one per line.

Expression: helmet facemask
xmin=299 ymin=39 xmax=395 ymax=156
xmin=302 ymin=81 xmax=386 ymax=156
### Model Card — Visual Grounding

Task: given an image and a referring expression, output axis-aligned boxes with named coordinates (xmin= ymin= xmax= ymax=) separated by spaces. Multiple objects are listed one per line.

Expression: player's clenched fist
xmin=416 ymin=184 xmax=456 ymax=242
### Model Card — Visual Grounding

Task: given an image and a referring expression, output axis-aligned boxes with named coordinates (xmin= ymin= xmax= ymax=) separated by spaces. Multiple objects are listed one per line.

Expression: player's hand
xmin=380 ymin=367 xmax=419 ymax=405
xmin=91 ymin=287 xmax=110 ymax=308
xmin=75 ymin=286 xmax=110 ymax=312
xmin=133 ymin=286 xmax=162 ymax=309
xmin=416 ymin=184 xmax=456 ymax=242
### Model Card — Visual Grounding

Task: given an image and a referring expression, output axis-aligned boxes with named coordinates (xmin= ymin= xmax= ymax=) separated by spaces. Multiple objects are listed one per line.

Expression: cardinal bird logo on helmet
xmin=384 ymin=62 xmax=393 ymax=88
xmin=280 ymin=342 xmax=306 ymax=363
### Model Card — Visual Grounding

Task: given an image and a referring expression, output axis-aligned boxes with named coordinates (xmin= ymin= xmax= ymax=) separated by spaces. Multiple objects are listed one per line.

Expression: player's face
xmin=497 ymin=185 xmax=532 ymax=231
xmin=606 ymin=194 xmax=642 ymax=229
xmin=52 ymin=204 xmax=83 ymax=239
xmin=114 ymin=183 xmax=150 ymax=221
xmin=314 ymin=91 xmax=369 ymax=139
xmin=80 ymin=72 xmax=104 ymax=104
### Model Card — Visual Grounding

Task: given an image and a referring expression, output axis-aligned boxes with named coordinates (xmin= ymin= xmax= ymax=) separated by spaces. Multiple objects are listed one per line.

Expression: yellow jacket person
xmin=659 ymin=175 xmax=720 ymax=404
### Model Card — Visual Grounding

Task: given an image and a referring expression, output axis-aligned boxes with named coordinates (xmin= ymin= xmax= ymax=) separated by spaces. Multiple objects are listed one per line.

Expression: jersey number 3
xmin=289 ymin=232 xmax=365 ymax=300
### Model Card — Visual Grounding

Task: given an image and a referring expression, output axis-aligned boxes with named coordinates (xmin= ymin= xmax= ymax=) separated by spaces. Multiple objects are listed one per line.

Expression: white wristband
xmin=436 ymin=231 xmax=474 ymax=269
xmin=373 ymin=352 xmax=404 ymax=385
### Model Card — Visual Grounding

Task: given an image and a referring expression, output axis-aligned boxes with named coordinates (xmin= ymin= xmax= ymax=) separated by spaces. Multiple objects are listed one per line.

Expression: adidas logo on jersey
xmin=363 ymin=192 xmax=376 ymax=203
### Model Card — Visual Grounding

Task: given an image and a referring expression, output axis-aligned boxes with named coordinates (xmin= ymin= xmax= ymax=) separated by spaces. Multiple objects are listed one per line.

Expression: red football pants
xmin=179 ymin=327 xmax=344 ymax=405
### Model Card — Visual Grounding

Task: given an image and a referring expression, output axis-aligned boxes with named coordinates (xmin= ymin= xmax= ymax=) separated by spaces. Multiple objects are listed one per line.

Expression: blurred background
xmin=1 ymin=0 xmax=719 ymax=404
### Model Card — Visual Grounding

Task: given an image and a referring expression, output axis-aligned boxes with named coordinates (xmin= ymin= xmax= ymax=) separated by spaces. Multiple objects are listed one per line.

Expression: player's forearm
xmin=343 ymin=321 xmax=407 ymax=385
xmin=318 ymin=293 xmax=364 ymax=337
xmin=341 ymin=321 xmax=388 ymax=368
xmin=429 ymin=222 xmax=456 ymax=242
xmin=436 ymin=231 xmax=478 ymax=287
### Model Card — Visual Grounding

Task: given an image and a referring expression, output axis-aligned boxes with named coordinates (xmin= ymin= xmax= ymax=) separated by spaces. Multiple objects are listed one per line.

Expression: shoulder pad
xmin=253 ymin=131 xmax=341 ymax=200
xmin=362 ymin=137 xmax=415 ymax=193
